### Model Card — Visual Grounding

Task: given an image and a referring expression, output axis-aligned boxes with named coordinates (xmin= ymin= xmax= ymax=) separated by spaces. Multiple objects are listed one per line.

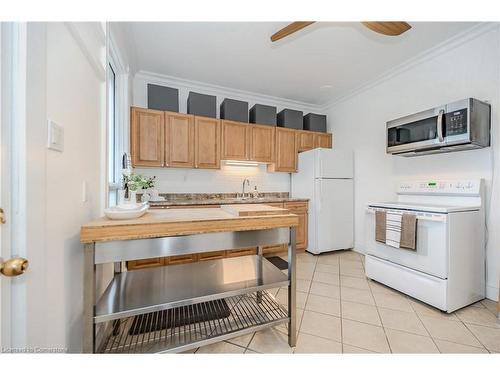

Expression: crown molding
xmin=134 ymin=70 xmax=323 ymax=112
xmin=65 ymin=22 xmax=105 ymax=82
xmin=319 ymin=22 xmax=500 ymax=111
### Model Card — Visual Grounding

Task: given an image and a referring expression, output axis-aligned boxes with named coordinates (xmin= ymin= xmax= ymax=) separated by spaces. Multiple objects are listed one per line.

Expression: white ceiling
xmin=121 ymin=22 xmax=479 ymax=105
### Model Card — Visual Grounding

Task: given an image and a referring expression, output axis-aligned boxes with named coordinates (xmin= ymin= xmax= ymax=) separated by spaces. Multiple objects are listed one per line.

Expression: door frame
xmin=0 ymin=20 xmax=4 ymax=349
xmin=0 ymin=22 xmax=22 ymax=350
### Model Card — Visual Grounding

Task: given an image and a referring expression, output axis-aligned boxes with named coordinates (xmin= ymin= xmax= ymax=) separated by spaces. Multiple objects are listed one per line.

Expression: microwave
xmin=386 ymin=98 xmax=491 ymax=156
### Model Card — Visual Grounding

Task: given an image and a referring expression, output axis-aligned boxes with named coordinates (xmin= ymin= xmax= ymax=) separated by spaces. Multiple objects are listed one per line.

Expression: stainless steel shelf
xmin=95 ymin=255 xmax=289 ymax=323
xmin=98 ymin=291 xmax=288 ymax=353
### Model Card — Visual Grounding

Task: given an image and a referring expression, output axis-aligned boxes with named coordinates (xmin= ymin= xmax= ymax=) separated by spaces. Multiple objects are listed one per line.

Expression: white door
xmin=315 ymin=178 xmax=354 ymax=252
xmin=0 ymin=22 xmax=43 ymax=351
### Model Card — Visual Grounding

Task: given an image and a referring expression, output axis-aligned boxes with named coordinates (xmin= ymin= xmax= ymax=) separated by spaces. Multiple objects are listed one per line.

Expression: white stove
xmin=368 ymin=202 xmax=480 ymax=214
xmin=365 ymin=179 xmax=485 ymax=313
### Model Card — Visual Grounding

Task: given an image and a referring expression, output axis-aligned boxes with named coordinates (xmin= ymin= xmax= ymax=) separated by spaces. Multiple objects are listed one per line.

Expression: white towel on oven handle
xmin=385 ymin=211 xmax=403 ymax=248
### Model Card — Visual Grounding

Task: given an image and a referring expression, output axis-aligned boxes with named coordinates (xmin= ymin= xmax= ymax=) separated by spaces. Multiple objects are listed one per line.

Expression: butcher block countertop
xmin=80 ymin=205 xmax=299 ymax=243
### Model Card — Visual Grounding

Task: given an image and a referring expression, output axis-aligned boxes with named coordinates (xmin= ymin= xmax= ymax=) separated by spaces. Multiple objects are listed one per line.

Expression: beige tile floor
xmin=187 ymin=250 xmax=500 ymax=354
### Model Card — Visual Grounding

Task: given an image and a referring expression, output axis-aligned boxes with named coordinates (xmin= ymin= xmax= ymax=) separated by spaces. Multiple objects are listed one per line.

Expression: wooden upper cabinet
xmin=297 ymin=131 xmax=316 ymax=153
xmin=131 ymin=107 xmax=165 ymax=167
xmin=165 ymin=112 xmax=194 ymax=168
xmin=195 ymin=116 xmax=221 ymax=169
xmin=268 ymin=128 xmax=298 ymax=173
xmin=250 ymin=124 xmax=275 ymax=163
xmin=315 ymin=133 xmax=333 ymax=149
xmin=221 ymin=120 xmax=251 ymax=161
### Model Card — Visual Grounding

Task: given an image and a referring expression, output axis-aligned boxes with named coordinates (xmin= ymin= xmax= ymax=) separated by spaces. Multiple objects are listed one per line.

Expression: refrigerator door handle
xmin=318 ymin=181 xmax=322 ymax=212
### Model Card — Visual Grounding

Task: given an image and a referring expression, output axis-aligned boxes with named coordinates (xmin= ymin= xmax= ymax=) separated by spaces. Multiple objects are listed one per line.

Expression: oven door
xmin=365 ymin=207 xmax=449 ymax=279
xmin=387 ymin=106 xmax=446 ymax=154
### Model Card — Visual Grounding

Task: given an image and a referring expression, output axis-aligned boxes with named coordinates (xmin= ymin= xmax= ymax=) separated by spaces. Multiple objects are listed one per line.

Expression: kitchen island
xmin=80 ymin=205 xmax=299 ymax=353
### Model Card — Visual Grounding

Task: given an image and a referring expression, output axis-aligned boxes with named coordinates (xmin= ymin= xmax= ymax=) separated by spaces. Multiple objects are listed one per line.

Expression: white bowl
xmin=115 ymin=201 xmax=148 ymax=210
xmin=104 ymin=204 xmax=149 ymax=220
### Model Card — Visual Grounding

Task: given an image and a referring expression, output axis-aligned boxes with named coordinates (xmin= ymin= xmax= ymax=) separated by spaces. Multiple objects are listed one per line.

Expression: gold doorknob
xmin=0 ymin=257 xmax=29 ymax=277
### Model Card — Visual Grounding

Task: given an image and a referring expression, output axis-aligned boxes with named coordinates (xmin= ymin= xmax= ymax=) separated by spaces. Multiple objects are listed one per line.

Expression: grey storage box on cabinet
xmin=147 ymin=84 xmax=179 ymax=112
xmin=187 ymin=92 xmax=217 ymax=118
xmin=220 ymin=99 xmax=249 ymax=122
xmin=303 ymin=113 xmax=327 ymax=132
xmin=277 ymin=109 xmax=303 ymax=130
xmin=249 ymin=104 xmax=277 ymax=126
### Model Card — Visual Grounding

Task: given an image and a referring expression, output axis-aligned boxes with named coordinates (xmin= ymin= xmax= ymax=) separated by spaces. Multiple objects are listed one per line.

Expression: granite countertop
xmin=145 ymin=192 xmax=309 ymax=208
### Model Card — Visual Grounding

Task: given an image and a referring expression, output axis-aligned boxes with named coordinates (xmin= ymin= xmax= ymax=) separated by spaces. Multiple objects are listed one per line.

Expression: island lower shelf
xmin=97 ymin=290 xmax=288 ymax=353
xmin=95 ymin=255 xmax=289 ymax=323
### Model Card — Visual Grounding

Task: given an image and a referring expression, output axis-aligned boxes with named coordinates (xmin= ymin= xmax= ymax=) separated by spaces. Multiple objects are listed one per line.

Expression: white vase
xmin=118 ymin=189 xmax=125 ymax=205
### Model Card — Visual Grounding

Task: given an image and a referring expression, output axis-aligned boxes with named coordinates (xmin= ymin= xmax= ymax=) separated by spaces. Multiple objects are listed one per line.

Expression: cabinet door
xmin=165 ymin=112 xmax=195 ymax=168
xmin=262 ymin=244 xmax=287 ymax=255
xmin=314 ymin=133 xmax=333 ymax=149
xmin=284 ymin=201 xmax=308 ymax=251
xmin=268 ymin=128 xmax=298 ymax=172
xmin=127 ymin=257 xmax=165 ymax=270
xmin=296 ymin=210 xmax=308 ymax=250
xmin=198 ymin=250 xmax=226 ymax=261
xmin=166 ymin=254 xmax=198 ymax=265
xmin=195 ymin=116 xmax=221 ymax=169
xmin=130 ymin=107 xmax=164 ymax=167
xmin=221 ymin=120 xmax=250 ymax=161
xmin=225 ymin=248 xmax=257 ymax=258
xmin=250 ymin=124 xmax=275 ymax=163
xmin=297 ymin=131 xmax=315 ymax=152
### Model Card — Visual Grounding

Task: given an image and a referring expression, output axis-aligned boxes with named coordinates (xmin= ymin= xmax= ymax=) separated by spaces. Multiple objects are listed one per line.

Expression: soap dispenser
xmin=252 ymin=185 xmax=259 ymax=199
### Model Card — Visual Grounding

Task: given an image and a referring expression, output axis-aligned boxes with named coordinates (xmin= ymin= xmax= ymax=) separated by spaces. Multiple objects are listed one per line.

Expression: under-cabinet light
xmin=223 ymin=160 xmax=260 ymax=167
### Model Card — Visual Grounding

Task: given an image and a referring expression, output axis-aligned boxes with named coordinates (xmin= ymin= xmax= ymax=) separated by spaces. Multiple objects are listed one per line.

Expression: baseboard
xmin=352 ymin=248 xmax=366 ymax=255
xmin=486 ymin=283 xmax=499 ymax=302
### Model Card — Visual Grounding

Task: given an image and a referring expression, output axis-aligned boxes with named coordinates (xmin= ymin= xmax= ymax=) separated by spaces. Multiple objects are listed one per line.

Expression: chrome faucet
xmin=241 ymin=178 xmax=250 ymax=199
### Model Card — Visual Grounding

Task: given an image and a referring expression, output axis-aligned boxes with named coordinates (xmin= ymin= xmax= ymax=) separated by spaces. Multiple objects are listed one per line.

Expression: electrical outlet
xmin=47 ymin=119 xmax=64 ymax=152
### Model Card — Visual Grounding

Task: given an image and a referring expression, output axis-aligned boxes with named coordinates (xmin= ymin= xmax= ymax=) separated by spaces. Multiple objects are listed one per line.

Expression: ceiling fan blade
xmin=361 ymin=22 xmax=412 ymax=36
xmin=270 ymin=22 xmax=315 ymax=42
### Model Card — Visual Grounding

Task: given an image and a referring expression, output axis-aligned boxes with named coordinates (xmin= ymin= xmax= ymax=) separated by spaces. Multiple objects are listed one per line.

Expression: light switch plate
xmin=47 ymin=119 xmax=64 ymax=152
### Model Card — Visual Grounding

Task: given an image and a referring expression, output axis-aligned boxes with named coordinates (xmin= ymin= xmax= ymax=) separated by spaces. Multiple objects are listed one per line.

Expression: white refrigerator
xmin=291 ymin=148 xmax=354 ymax=254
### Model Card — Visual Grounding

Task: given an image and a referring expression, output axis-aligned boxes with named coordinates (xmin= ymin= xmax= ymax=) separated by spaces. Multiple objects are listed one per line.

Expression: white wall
xmin=42 ymin=23 xmax=105 ymax=351
xmin=132 ymin=72 xmax=323 ymax=193
xmin=135 ymin=164 xmax=288 ymax=193
xmin=19 ymin=22 xmax=105 ymax=352
xmin=325 ymin=25 xmax=500 ymax=300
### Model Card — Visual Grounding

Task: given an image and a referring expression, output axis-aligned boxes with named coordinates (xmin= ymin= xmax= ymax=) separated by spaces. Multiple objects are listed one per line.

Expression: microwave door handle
xmin=437 ymin=109 xmax=445 ymax=142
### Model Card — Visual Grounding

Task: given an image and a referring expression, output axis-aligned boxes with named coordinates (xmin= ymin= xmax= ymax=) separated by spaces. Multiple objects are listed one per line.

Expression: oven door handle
xmin=437 ymin=109 xmax=445 ymax=142
xmin=366 ymin=208 xmax=447 ymax=222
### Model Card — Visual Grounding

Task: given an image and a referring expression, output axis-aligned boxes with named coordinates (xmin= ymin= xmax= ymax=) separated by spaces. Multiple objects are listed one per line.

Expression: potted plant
xmin=121 ymin=173 xmax=156 ymax=204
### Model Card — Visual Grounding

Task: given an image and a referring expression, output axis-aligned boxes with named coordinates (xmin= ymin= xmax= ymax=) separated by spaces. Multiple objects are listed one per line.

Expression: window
xmin=107 ymin=31 xmax=130 ymax=208
xmin=107 ymin=62 xmax=118 ymax=206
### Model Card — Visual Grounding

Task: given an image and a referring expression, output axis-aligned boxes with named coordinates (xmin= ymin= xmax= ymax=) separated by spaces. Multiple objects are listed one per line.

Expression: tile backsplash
xmin=134 ymin=164 xmax=290 ymax=193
